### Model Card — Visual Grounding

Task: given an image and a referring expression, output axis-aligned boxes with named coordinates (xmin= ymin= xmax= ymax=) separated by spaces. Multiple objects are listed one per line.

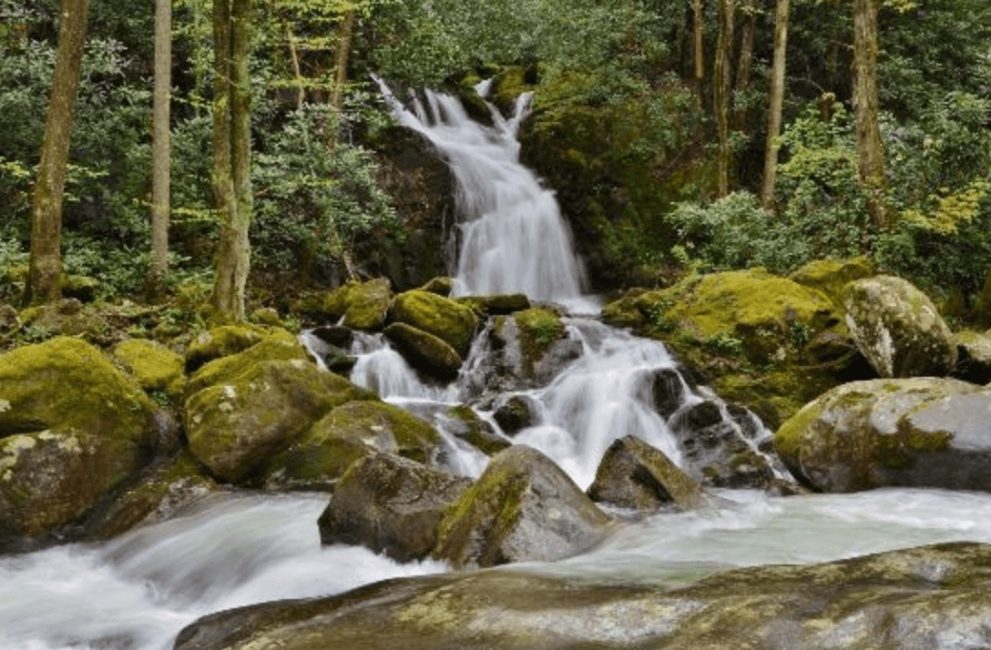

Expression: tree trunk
xmin=852 ymin=0 xmax=888 ymax=228
xmin=713 ymin=0 xmax=735 ymax=197
xmin=692 ymin=0 xmax=705 ymax=90
xmin=760 ymin=0 xmax=789 ymax=208
xmin=733 ymin=0 xmax=757 ymax=131
xmin=26 ymin=0 xmax=90 ymax=305
xmin=148 ymin=0 xmax=172 ymax=298
xmin=211 ymin=0 xmax=253 ymax=321
xmin=331 ymin=10 xmax=356 ymax=114
xmin=286 ymin=24 xmax=305 ymax=111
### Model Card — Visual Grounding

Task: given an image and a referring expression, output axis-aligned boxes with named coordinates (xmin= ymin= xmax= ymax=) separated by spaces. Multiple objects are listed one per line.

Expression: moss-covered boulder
xmin=457 ymin=294 xmax=531 ymax=316
xmin=389 ymin=290 xmax=479 ymax=356
xmin=442 ymin=405 xmax=511 ymax=455
xmin=318 ymin=453 xmax=471 ymax=562
xmin=773 ymin=377 xmax=991 ymax=492
xmin=953 ymin=330 xmax=991 ymax=384
xmin=789 ymin=257 xmax=875 ymax=306
xmin=261 ymin=400 xmax=443 ymax=491
xmin=302 ymin=278 xmax=394 ymax=330
xmin=113 ymin=339 xmax=185 ymax=394
xmin=603 ymin=269 xmax=863 ymax=427
xmin=61 ymin=274 xmax=100 ymax=302
xmin=434 ymin=445 xmax=611 ymax=568
xmin=0 ymin=337 xmax=155 ymax=443
xmin=17 ymin=299 xmax=111 ymax=342
xmin=513 ymin=307 xmax=567 ymax=370
xmin=588 ymin=436 xmax=707 ymax=511
xmin=173 ymin=542 xmax=991 ymax=650
xmin=185 ymin=360 xmax=371 ymax=483
xmin=184 ymin=325 xmax=268 ymax=371
xmin=843 ymin=276 xmax=957 ymax=378
xmin=0 ymin=431 xmax=143 ymax=548
xmin=492 ymin=394 xmax=539 ymax=435
xmin=185 ymin=333 xmax=308 ymax=395
xmin=384 ymin=323 xmax=463 ymax=382
xmin=419 ymin=276 xmax=454 ymax=296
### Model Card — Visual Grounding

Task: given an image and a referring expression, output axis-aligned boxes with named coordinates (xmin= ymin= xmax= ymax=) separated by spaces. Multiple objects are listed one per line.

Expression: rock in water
xmin=175 ymin=542 xmax=991 ymax=650
xmin=774 ymin=377 xmax=991 ymax=493
xmin=843 ymin=275 xmax=956 ymax=378
xmin=952 ymin=330 xmax=991 ymax=384
xmin=588 ymin=436 xmax=707 ymax=511
xmin=384 ymin=322 xmax=463 ymax=382
xmin=318 ymin=453 xmax=470 ymax=562
xmin=389 ymin=290 xmax=479 ymax=356
xmin=433 ymin=445 xmax=611 ymax=568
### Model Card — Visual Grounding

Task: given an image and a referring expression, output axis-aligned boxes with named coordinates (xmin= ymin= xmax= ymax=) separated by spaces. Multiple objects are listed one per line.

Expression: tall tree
xmin=148 ymin=0 xmax=173 ymax=297
xmin=331 ymin=9 xmax=356 ymax=114
xmin=852 ymin=0 xmax=888 ymax=227
xmin=211 ymin=0 xmax=254 ymax=320
xmin=713 ymin=0 xmax=735 ymax=197
xmin=25 ymin=0 xmax=90 ymax=304
xmin=692 ymin=0 xmax=705 ymax=91
xmin=760 ymin=0 xmax=789 ymax=207
xmin=733 ymin=0 xmax=757 ymax=130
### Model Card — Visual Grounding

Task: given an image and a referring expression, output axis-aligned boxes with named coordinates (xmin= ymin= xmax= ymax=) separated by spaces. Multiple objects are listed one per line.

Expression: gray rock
xmin=588 ymin=436 xmax=707 ymax=511
xmin=384 ymin=322 xmax=464 ymax=382
xmin=952 ymin=330 xmax=991 ymax=384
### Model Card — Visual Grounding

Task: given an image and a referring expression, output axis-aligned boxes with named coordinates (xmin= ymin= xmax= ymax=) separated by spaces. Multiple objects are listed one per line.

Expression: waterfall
xmin=375 ymin=77 xmax=587 ymax=304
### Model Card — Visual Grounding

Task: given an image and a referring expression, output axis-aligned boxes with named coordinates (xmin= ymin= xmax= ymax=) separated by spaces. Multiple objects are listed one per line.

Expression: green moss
xmin=390 ymin=290 xmax=479 ymax=356
xmin=184 ymin=324 xmax=269 ymax=371
xmin=186 ymin=333 xmax=307 ymax=395
xmin=113 ymin=339 xmax=184 ymax=394
xmin=513 ymin=308 xmax=566 ymax=372
xmin=789 ymin=257 xmax=875 ymax=306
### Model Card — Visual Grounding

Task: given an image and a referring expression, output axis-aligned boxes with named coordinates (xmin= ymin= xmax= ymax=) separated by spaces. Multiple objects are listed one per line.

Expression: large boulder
xmin=789 ymin=257 xmax=875 ymax=306
xmin=384 ymin=322 xmax=463 ymax=382
xmin=952 ymin=330 xmax=991 ymax=384
xmin=176 ymin=542 xmax=991 ymax=650
xmin=318 ymin=453 xmax=471 ymax=562
xmin=774 ymin=377 xmax=991 ymax=492
xmin=185 ymin=359 xmax=371 ymax=483
xmin=185 ymin=333 xmax=308 ymax=395
xmin=587 ymin=436 xmax=707 ymax=511
xmin=457 ymin=293 xmax=531 ymax=315
xmin=843 ymin=275 xmax=957 ymax=378
xmin=184 ymin=325 xmax=268 ymax=371
xmin=389 ymin=290 xmax=479 ymax=356
xmin=262 ymin=400 xmax=443 ymax=490
xmin=441 ymin=405 xmax=511 ymax=455
xmin=113 ymin=339 xmax=185 ymax=394
xmin=433 ymin=446 xmax=611 ymax=567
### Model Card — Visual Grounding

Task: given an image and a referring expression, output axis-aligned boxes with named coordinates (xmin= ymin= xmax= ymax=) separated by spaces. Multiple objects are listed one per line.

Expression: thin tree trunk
xmin=713 ymin=0 xmax=735 ymax=197
xmin=331 ymin=10 xmax=355 ymax=114
xmin=733 ymin=0 xmax=757 ymax=131
xmin=211 ymin=0 xmax=253 ymax=321
xmin=852 ymin=0 xmax=888 ymax=228
xmin=286 ymin=24 xmax=305 ymax=111
xmin=148 ymin=0 xmax=172 ymax=298
xmin=26 ymin=0 xmax=90 ymax=305
xmin=760 ymin=0 xmax=789 ymax=208
xmin=692 ymin=0 xmax=705 ymax=90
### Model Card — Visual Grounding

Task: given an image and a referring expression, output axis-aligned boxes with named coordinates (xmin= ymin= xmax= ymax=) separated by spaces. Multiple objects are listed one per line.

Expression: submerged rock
xmin=588 ymin=436 xmax=706 ymax=511
xmin=433 ymin=445 xmax=611 ymax=568
xmin=318 ymin=453 xmax=470 ymax=562
xmin=262 ymin=400 xmax=443 ymax=491
xmin=774 ymin=377 xmax=991 ymax=493
xmin=843 ymin=275 xmax=956 ymax=378
xmin=176 ymin=542 xmax=991 ymax=650
xmin=384 ymin=322 xmax=463 ymax=382
xmin=390 ymin=289 xmax=479 ymax=356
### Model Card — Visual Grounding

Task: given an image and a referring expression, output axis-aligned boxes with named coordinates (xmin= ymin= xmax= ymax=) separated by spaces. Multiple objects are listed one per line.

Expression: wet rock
xmin=588 ymin=436 xmax=707 ymax=511
xmin=262 ymin=400 xmax=443 ymax=491
xmin=384 ymin=322 xmax=463 ymax=382
xmin=442 ymin=405 xmax=511 ymax=455
xmin=952 ymin=330 xmax=991 ymax=384
xmin=318 ymin=453 xmax=471 ymax=562
xmin=322 ymin=348 xmax=357 ymax=374
xmin=433 ymin=445 xmax=611 ymax=568
xmin=390 ymin=290 xmax=479 ymax=356
xmin=458 ymin=293 xmax=531 ymax=315
xmin=310 ymin=325 xmax=353 ymax=349
xmin=113 ymin=339 xmax=185 ymax=395
xmin=174 ymin=542 xmax=991 ymax=650
xmin=844 ymin=275 xmax=957 ymax=378
xmin=493 ymin=395 xmax=539 ymax=435
xmin=774 ymin=377 xmax=991 ymax=493
xmin=419 ymin=276 xmax=454 ymax=296
xmin=184 ymin=360 xmax=371 ymax=483
xmin=651 ymin=368 xmax=689 ymax=418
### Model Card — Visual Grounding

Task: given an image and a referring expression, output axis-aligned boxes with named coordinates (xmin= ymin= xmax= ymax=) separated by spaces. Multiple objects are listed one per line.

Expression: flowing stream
xmin=4 ymin=83 xmax=991 ymax=649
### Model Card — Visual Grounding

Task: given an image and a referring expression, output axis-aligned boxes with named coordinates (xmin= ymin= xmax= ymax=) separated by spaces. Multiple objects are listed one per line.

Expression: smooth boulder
xmin=774 ymin=377 xmax=991 ymax=492
xmin=433 ymin=445 xmax=611 ymax=567
xmin=588 ymin=436 xmax=707 ymax=510
xmin=384 ymin=322 xmax=463 ymax=382
xmin=318 ymin=453 xmax=470 ymax=562
xmin=843 ymin=275 xmax=956 ymax=378
xmin=389 ymin=290 xmax=479 ymax=356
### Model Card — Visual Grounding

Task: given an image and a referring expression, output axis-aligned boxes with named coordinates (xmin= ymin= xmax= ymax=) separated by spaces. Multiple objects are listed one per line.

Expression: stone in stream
xmin=389 ymin=289 xmax=480 ymax=357
xmin=418 ymin=276 xmax=454 ymax=296
xmin=843 ymin=275 xmax=957 ymax=378
xmin=650 ymin=367 xmax=689 ymax=418
xmin=310 ymin=325 xmax=353 ymax=349
xmin=175 ymin=542 xmax=991 ymax=650
xmin=384 ymin=322 xmax=463 ymax=382
xmin=442 ymin=405 xmax=511 ymax=455
xmin=318 ymin=453 xmax=471 ymax=562
xmin=492 ymin=394 xmax=539 ymax=435
xmin=587 ymin=436 xmax=707 ymax=511
xmin=433 ymin=445 xmax=611 ymax=568
xmin=775 ymin=377 xmax=991 ymax=493
xmin=457 ymin=293 xmax=531 ymax=315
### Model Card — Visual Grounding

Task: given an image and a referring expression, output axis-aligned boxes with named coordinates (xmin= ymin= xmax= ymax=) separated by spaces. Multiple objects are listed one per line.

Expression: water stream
xmin=3 ymin=83 xmax=991 ymax=649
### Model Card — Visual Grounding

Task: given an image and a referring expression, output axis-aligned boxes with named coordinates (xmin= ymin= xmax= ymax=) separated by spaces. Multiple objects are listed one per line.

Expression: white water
xmin=375 ymin=77 xmax=588 ymax=305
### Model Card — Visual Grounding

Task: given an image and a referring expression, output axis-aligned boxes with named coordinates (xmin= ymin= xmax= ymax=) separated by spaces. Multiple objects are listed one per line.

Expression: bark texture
xmin=149 ymin=0 xmax=172 ymax=297
xmin=760 ymin=0 xmax=789 ymax=208
xmin=713 ymin=0 xmax=736 ymax=197
xmin=852 ymin=0 xmax=888 ymax=228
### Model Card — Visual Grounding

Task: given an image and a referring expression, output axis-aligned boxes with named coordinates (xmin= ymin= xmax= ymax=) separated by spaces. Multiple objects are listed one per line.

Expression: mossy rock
xmin=384 ymin=322 xmax=463 ymax=382
xmin=419 ymin=276 xmax=454 ymax=297
xmin=0 ymin=430 xmax=143 ymax=549
xmin=490 ymin=65 xmax=538 ymax=115
xmin=843 ymin=275 xmax=957 ymax=378
xmin=262 ymin=400 xmax=443 ymax=491
xmin=390 ymin=290 xmax=479 ymax=356
xmin=185 ymin=360 xmax=371 ymax=483
xmin=789 ymin=257 xmax=875 ymax=306
xmin=114 ymin=339 xmax=185 ymax=395
xmin=457 ymin=294 xmax=531 ymax=316
xmin=318 ymin=453 xmax=471 ymax=562
xmin=434 ymin=445 xmax=611 ymax=568
xmin=185 ymin=333 xmax=308 ymax=395
xmin=61 ymin=274 xmax=100 ymax=302
xmin=304 ymin=278 xmax=393 ymax=330
xmin=0 ymin=337 xmax=155 ymax=444
xmin=513 ymin=308 xmax=567 ymax=373
xmin=442 ymin=405 xmax=511 ymax=455
xmin=774 ymin=377 xmax=991 ymax=492
xmin=17 ymin=300 xmax=111 ymax=342
xmin=185 ymin=325 xmax=269 ymax=371
xmin=249 ymin=307 xmax=283 ymax=327
xmin=952 ymin=330 xmax=991 ymax=384
xmin=588 ymin=435 xmax=707 ymax=511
